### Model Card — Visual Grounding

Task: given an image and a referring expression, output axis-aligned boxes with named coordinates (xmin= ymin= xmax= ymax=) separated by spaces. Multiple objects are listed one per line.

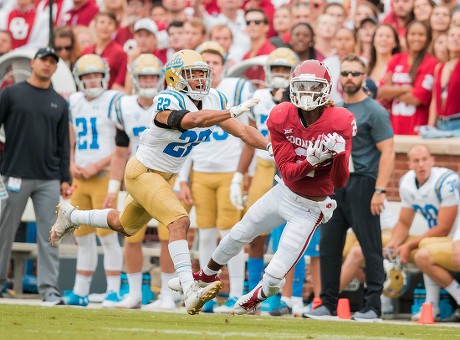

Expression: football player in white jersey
xmin=177 ymin=41 xmax=254 ymax=313
xmin=65 ymin=54 xmax=124 ymax=307
xmin=50 ymin=49 xmax=271 ymax=315
xmin=228 ymin=47 xmax=299 ymax=309
xmin=387 ymin=144 xmax=460 ymax=321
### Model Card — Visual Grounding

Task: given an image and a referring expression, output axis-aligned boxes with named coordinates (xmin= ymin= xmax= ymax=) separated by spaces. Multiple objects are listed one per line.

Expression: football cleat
xmin=115 ymin=293 xmax=142 ymax=309
xmin=49 ymin=202 xmax=79 ymax=247
xmin=101 ymin=290 xmax=121 ymax=308
xmin=214 ymin=296 xmax=239 ymax=314
xmin=233 ymin=283 xmax=266 ymax=315
xmin=63 ymin=291 xmax=89 ymax=307
xmin=184 ymin=281 xmax=222 ymax=315
xmin=168 ymin=269 xmax=220 ymax=292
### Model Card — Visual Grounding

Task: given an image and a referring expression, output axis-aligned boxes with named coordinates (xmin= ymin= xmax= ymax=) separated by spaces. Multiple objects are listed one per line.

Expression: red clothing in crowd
xmin=382 ymin=12 xmax=407 ymax=40
xmin=243 ymin=40 xmax=276 ymax=83
xmin=7 ymin=4 xmax=37 ymax=49
xmin=82 ymin=41 xmax=128 ymax=88
xmin=385 ymin=53 xmax=437 ymax=135
xmin=434 ymin=61 xmax=460 ymax=117
xmin=62 ymin=0 xmax=99 ymax=27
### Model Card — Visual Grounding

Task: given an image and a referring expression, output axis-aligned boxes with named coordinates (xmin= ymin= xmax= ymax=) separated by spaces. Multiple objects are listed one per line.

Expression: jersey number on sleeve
xmin=163 ymin=129 xmax=212 ymax=158
xmin=75 ymin=117 xmax=99 ymax=150
xmin=156 ymin=97 xmax=171 ymax=111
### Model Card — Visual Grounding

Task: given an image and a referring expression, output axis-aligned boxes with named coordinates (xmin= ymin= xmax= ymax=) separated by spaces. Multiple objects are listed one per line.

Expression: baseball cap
xmin=134 ymin=18 xmax=158 ymax=35
xmin=34 ymin=47 xmax=59 ymax=62
xmin=360 ymin=16 xmax=379 ymax=29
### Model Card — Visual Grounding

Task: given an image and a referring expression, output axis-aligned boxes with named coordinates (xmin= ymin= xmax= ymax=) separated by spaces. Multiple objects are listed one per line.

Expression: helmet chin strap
xmin=300 ymin=95 xmax=316 ymax=111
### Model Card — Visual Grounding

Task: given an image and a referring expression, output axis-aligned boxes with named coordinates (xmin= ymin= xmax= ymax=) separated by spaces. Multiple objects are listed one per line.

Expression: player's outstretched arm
xmin=219 ymin=118 xmax=269 ymax=151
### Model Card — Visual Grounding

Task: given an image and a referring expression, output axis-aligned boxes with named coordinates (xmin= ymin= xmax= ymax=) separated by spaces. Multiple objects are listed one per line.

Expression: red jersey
xmin=434 ymin=61 xmax=460 ymax=117
xmin=385 ymin=53 xmax=437 ymax=135
xmin=82 ymin=41 xmax=127 ymax=88
xmin=62 ymin=0 xmax=99 ymax=27
xmin=267 ymin=102 xmax=355 ymax=197
xmin=243 ymin=40 xmax=276 ymax=83
xmin=7 ymin=4 xmax=36 ymax=49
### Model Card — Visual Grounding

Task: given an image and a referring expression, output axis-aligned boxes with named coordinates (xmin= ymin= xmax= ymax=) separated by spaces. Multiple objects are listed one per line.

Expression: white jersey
xmin=399 ymin=167 xmax=460 ymax=235
xmin=136 ymin=88 xmax=226 ymax=173
xmin=113 ymin=95 xmax=153 ymax=157
xmin=69 ymin=90 xmax=121 ymax=167
xmin=190 ymin=77 xmax=253 ymax=173
xmin=253 ymin=88 xmax=276 ymax=162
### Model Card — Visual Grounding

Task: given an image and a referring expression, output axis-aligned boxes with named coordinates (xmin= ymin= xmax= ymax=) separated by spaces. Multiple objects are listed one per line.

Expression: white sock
xmin=75 ymin=234 xmax=98 ymax=271
xmin=424 ymin=274 xmax=440 ymax=312
xmin=291 ymin=296 xmax=303 ymax=307
xmin=445 ymin=280 xmax=460 ymax=304
xmin=220 ymin=229 xmax=245 ymax=298
xmin=168 ymin=240 xmax=194 ymax=293
xmin=127 ymin=272 xmax=142 ymax=299
xmin=203 ymin=266 xmax=219 ymax=276
xmin=106 ymin=275 xmax=121 ymax=293
xmin=161 ymin=272 xmax=177 ymax=299
xmin=199 ymin=228 xmax=218 ymax=268
xmin=74 ymin=274 xmax=92 ymax=297
xmin=281 ymin=295 xmax=292 ymax=308
xmin=71 ymin=209 xmax=112 ymax=230
xmin=99 ymin=233 xmax=123 ymax=271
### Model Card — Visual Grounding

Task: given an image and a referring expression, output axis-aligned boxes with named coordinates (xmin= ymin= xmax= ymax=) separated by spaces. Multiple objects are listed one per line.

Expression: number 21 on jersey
xmin=75 ymin=117 xmax=99 ymax=150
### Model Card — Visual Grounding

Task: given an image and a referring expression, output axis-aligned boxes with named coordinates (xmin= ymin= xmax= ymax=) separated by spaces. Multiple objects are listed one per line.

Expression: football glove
xmin=305 ymin=137 xmax=331 ymax=167
xmin=229 ymin=172 xmax=244 ymax=211
xmin=229 ymin=98 xmax=260 ymax=118
xmin=266 ymin=142 xmax=273 ymax=157
xmin=323 ymin=132 xmax=346 ymax=156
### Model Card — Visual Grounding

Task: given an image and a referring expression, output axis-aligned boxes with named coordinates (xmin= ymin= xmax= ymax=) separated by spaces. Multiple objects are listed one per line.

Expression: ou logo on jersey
xmin=9 ymin=17 xmax=29 ymax=40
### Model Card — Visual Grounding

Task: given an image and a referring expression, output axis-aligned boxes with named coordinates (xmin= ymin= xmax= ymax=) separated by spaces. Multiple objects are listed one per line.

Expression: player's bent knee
xmin=167 ymin=216 xmax=190 ymax=238
xmin=230 ymin=222 xmax=257 ymax=244
xmin=348 ymin=246 xmax=364 ymax=262
xmin=414 ymin=248 xmax=432 ymax=266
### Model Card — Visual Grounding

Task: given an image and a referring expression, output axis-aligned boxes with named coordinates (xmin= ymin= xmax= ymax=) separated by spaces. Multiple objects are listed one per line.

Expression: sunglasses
xmin=294 ymin=1 xmax=321 ymax=9
xmin=340 ymin=71 xmax=364 ymax=77
xmin=245 ymin=20 xmax=266 ymax=26
xmin=55 ymin=46 xmax=72 ymax=51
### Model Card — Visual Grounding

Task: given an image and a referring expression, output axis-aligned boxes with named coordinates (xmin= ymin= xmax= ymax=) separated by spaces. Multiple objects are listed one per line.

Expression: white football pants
xmin=212 ymin=182 xmax=335 ymax=282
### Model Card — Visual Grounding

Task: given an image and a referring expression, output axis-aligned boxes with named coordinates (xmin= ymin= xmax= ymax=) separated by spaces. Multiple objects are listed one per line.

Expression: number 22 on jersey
xmin=163 ymin=129 xmax=212 ymax=158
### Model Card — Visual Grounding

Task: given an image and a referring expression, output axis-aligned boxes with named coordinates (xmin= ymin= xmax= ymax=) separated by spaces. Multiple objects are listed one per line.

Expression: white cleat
xmin=144 ymin=295 xmax=176 ymax=311
xmin=49 ymin=202 xmax=79 ymax=247
xmin=184 ymin=281 xmax=222 ymax=315
xmin=115 ymin=294 xmax=142 ymax=309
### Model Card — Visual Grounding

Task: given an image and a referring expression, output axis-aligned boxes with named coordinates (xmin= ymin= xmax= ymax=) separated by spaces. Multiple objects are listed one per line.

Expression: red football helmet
xmin=290 ymin=60 xmax=332 ymax=111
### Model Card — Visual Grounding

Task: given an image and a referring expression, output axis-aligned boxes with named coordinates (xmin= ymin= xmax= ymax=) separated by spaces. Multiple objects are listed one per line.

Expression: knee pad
xmin=212 ymin=233 xmax=246 ymax=266
xmin=99 ymin=233 xmax=123 ymax=271
xmin=76 ymin=234 xmax=98 ymax=272
xmin=229 ymin=221 xmax=257 ymax=244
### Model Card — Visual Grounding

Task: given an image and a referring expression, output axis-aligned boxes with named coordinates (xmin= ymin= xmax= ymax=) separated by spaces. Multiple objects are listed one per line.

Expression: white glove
xmin=229 ymin=172 xmax=244 ymax=210
xmin=323 ymin=132 xmax=346 ymax=156
xmin=266 ymin=143 xmax=273 ymax=157
xmin=229 ymin=98 xmax=260 ymax=118
xmin=305 ymin=137 xmax=332 ymax=167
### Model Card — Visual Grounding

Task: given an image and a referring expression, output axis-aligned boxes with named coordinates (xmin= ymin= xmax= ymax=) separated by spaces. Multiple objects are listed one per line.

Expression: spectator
xmin=324 ymin=2 xmax=347 ymax=29
xmin=0 ymin=47 xmax=71 ymax=304
xmin=242 ymin=8 xmax=276 ymax=87
xmin=441 ymin=0 xmax=460 ymax=14
xmin=183 ymin=18 xmax=207 ymax=50
xmin=166 ymin=20 xmax=185 ymax=60
xmin=114 ymin=0 xmax=150 ymax=50
xmin=269 ymin=5 xmax=291 ymax=48
xmin=367 ymin=24 xmax=401 ymax=98
xmin=62 ymin=0 xmax=99 ymax=27
xmin=53 ymin=26 xmax=81 ymax=71
xmin=428 ymin=24 xmax=460 ymax=128
xmin=314 ymin=14 xmax=338 ymax=60
xmin=103 ymin=0 xmax=126 ymax=25
xmin=452 ymin=9 xmax=460 ymax=25
xmin=36 ymin=0 xmax=74 ymax=27
xmin=382 ymin=0 xmax=415 ymax=50
xmin=73 ymin=25 xmax=95 ymax=51
xmin=432 ymin=33 xmax=448 ymax=63
xmin=64 ymin=54 xmax=123 ymax=307
xmin=163 ymin=0 xmax=188 ymax=23
xmin=0 ymin=30 xmax=12 ymax=57
xmin=291 ymin=3 xmax=311 ymax=25
xmin=356 ymin=17 xmax=379 ymax=61
xmin=244 ymin=0 xmax=276 ymax=38
xmin=378 ymin=21 xmax=437 ymax=135
xmin=297 ymin=0 xmax=326 ymax=22
xmin=323 ymin=28 xmax=357 ymax=104
xmin=388 ymin=145 xmax=459 ymax=321
xmin=304 ymin=53 xmax=394 ymax=322
xmin=209 ymin=24 xmax=243 ymax=69
xmin=429 ymin=5 xmax=451 ymax=46
xmin=288 ymin=23 xmax=317 ymax=62
xmin=151 ymin=3 xmax=168 ymax=28
xmin=351 ymin=1 xmax=379 ymax=31
xmin=82 ymin=11 xmax=128 ymax=91
xmin=413 ymin=0 xmax=435 ymax=23
xmin=0 ymin=0 xmax=15 ymax=30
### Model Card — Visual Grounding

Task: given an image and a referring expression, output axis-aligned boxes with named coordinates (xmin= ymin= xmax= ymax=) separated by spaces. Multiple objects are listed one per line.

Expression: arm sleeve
xmin=115 ymin=128 xmax=130 ymax=147
xmin=58 ymin=105 xmax=71 ymax=183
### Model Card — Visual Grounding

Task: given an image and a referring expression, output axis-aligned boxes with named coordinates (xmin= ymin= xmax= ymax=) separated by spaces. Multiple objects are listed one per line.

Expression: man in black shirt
xmin=0 ymin=47 xmax=71 ymax=304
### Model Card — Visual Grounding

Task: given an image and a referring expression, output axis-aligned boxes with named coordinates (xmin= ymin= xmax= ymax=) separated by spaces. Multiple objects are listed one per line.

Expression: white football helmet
xmin=290 ymin=60 xmax=332 ymax=111
xmin=73 ymin=54 xmax=110 ymax=98
xmin=264 ymin=48 xmax=299 ymax=89
xmin=130 ymin=53 xmax=164 ymax=98
xmin=383 ymin=249 xmax=409 ymax=299
xmin=164 ymin=49 xmax=212 ymax=101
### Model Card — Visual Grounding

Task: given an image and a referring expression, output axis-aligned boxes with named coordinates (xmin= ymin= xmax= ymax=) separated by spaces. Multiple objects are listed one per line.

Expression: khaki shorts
xmin=72 ymin=170 xmax=116 ymax=237
xmin=247 ymin=157 xmax=276 ymax=208
xmin=419 ymin=237 xmax=460 ymax=272
xmin=191 ymin=171 xmax=241 ymax=230
xmin=119 ymin=157 xmax=188 ymax=237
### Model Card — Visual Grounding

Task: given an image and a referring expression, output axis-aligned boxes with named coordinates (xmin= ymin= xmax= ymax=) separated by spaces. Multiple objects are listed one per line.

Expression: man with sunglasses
xmin=304 ymin=53 xmax=395 ymax=322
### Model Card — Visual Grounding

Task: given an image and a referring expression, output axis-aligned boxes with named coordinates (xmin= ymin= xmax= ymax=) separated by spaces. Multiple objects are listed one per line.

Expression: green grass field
xmin=1 ymin=304 xmax=459 ymax=340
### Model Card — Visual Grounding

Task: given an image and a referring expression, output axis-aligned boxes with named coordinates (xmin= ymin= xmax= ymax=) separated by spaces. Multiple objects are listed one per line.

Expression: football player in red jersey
xmin=169 ymin=60 xmax=357 ymax=314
